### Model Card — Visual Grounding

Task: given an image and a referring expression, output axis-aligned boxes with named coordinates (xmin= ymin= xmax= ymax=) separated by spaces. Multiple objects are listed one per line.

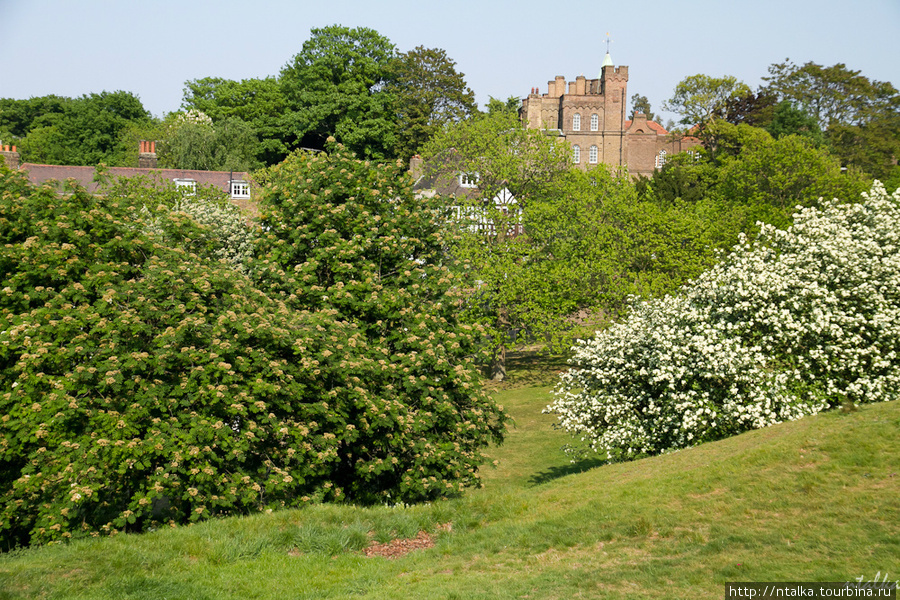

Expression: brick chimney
xmin=0 ymin=144 xmax=19 ymax=170
xmin=138 ymin=140 xmax=158 ymax=168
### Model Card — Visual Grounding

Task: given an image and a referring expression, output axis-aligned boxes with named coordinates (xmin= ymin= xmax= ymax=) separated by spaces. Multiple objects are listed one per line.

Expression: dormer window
xmin=230 ymin=180 xmax=250 ymax=199
xmin=572 ymin=113 xmax=581 ymax=131
xmin=174 ymin=178 xmax=196 ymax=196
xmin=459 ymin=172 xmax=479 ymax=188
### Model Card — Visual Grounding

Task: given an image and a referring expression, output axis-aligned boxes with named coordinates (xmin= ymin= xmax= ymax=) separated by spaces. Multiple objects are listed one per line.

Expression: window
xmin=458 ymin=172 xmax=479 ymax=188
xmin=655 ymin=150 xmax=667 ymax=169
xmin=572 ymin=113 xmax=581 ymax=131
xmin=572 ymin=145 xmax=581 ymax=164
xmin=589 ymin=145 xmax=598 ymax=164
xmin=174 ymin=178 xmax=196 ymax=196
xmin=590 ymin=113 xmax=599 ymax=131
xmin=230 ymin=180 xmax=251 ymax=199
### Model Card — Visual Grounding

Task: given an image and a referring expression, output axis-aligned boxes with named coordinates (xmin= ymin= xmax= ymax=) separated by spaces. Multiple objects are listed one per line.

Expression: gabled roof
xmin=623 ymin=118 xmax=669 ymax=135
xmin=18 ymin=163 xmax=251 ymax=195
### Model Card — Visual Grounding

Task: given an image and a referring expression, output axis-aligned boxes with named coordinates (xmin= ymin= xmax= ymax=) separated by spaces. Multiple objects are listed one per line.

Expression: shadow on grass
xmin=484 ymin=349 xmax=571 ymax=391
xmin=528 ymin=456 xmax=608 ymax=486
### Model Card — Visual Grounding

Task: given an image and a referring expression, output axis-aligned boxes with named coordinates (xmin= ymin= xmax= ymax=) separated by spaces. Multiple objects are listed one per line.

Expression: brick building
xmin=519 ymin=52 xmax=700 ymax=176
xmin=0 ymin=142 xmax=256 ymax=214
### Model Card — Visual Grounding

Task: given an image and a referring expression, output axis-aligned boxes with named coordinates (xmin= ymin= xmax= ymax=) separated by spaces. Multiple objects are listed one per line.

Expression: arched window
xmin=590 ymin=113 xmax=599 ymax=131
xmin=655 ymin=150 xmax=667 ymax=169
xmin=589 ymin=145 xmax=598 ymax=164
xmin=572 ymin=145 xmax=581 ymax=164
xmin=572 ymin=113 xmax=581 ymax=131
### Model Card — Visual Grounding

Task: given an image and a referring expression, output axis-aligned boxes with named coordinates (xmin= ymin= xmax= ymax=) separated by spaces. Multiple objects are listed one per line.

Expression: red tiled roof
xmin=18 ymin=163 xmax=250 ymax=194
xmin=623 ymin=119 xmax=669 ymax=135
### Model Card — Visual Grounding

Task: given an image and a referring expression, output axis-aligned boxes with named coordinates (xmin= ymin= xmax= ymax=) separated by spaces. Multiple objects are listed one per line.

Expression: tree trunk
xmin=491 ymin=305 xmax=510 ymax=381
xmin=491 ymin=343 xmax=507 ymax=381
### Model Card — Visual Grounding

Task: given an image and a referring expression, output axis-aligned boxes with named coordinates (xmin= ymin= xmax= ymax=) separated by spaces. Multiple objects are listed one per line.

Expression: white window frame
xmin=230 ymin=180 xmax=251 ymax=199
xmin=589 ymin=145 xmax=598 ymax=164
xmin=174 ymin=178 xmax=197 ymax=196
xmin=572 ymin=113 xmax=581 ymax=131
xmin=590 ymin=113 xmax=599 ymax=131
xmin=572 ymin=144 xmax=581 ymax=164
xmin=655 ymin=150 xmax=667 ymax=169
xmin=458 ymin=172 xmax=479 ymax=188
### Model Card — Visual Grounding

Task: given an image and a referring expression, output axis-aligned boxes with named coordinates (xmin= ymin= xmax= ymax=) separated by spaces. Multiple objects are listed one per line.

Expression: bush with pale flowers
xmin=547 ymin=181 xmax=900 ymax=461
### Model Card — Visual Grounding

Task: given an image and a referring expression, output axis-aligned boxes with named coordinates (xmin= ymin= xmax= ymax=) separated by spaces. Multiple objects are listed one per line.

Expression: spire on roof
xmin=600 ymin=32 xmax=614 ymax=72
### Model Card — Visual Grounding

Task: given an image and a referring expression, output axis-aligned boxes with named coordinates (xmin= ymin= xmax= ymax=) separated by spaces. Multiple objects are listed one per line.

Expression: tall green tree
xmin=629 ymin=93 xmax=656 ymax=121
xmin=11 ymin=92 xmax=151 ymax=166
xmin=766 ymin=100 xmax=824 ymax=145
xmin=252 ymin=142 xmax=508 ymax=500
xmin=421 ymin=112 xmax=573 ymax=379
xmin=280 ymin=25 xmax=398 ymax=159
xmin=762 ymin=60 xmax=900 ymax=179
xmin=156 ymin=110 xmax=261 ymax=172
xmin=662 ymin=74 xmax=752 ymax=126
xmin=388 ymin=46 xmax=477 ymax=161
xmin=181 ymin=76 xmax=289 ymax=165
xmin=717 ymin=133 xmax=869 ymax=229
xmin=485 ymin=96 xmax=521 ymax=118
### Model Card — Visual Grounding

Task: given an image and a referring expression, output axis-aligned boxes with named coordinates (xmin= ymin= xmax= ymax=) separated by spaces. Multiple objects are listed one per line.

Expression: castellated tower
xmin=520 ymin=50 xmax=629 ymax=169
xmin=520 ymin=50 xmax=699 ymax=177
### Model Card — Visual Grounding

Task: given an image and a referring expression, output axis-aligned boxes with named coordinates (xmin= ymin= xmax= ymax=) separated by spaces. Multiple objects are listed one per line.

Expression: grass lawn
xmin=1 ymin=359 xmax=898 ymax=599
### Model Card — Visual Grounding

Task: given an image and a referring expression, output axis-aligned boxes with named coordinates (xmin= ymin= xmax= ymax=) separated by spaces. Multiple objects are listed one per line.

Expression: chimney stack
xmin=0 ymin=144 xmax=20 ymax=170
xmin=139 ymin=140 xmax=158 ymax=169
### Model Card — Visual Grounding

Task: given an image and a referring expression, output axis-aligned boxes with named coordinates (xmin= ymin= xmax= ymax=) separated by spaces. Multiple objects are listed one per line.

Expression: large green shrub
xmin=0 ymin=155 xmax=504 ymax=548
xmin=547 ymin=181 xmax=900 ymax=461
xmin=252 ymin=143 xmax=507 ymax=504
xmin=0 ymin=170 xmax=360 ymax=546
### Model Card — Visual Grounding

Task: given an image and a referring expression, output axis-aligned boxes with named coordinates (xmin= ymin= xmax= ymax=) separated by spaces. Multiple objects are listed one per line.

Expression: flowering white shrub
xmin=547 ymin=181 xmax=900 ymax=460
xmin=170 ymin=197 xmax=257 ymax=270
xmin=174 ymin=109 xmax=214 ymax=127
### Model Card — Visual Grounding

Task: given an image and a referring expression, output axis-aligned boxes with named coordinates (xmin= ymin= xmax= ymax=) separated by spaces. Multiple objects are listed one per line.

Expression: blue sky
xmin=1 ymin=0 xmax=898 ymax=126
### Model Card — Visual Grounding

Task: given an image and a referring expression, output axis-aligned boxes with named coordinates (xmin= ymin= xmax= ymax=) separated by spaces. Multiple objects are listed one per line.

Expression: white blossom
xmin=546 ymin=182 xmax=900 ymax=460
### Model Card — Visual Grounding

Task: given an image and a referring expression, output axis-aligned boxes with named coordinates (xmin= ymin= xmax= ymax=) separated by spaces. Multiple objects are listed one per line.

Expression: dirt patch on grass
xmin=364 ymin=523 xmax=452 ymax=559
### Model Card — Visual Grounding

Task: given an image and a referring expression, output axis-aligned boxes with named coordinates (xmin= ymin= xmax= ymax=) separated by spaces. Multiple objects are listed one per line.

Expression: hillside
xmin=0 ymin=383 xmax=897 ymax=599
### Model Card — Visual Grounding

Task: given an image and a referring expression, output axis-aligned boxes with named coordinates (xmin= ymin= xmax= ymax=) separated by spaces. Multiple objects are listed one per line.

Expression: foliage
xmin=720 ymin=89 xmax=778 ymax=127
xmin=548 ymin=181 xmax=900 ymax=461
xmin=251 ymin=142 xmax=508 ymax=503
xmin=484 ymin=96 xmax=521 ymax=117
xmin=662 ymin=74 xmax=752 ymax=126
xmin=717 ymin=133 xmax=869 ymax=228
xmin=762 ymin=60 xmax=900 ymax=180
xmin=637 ymin=150 xmax=719 ymax=204
xmin=388 ymin=46 xmax=477 ymax=161
xmin=7 ymin=92 xmax=151 ymax=166
xmin=762 ymin=59 xmax=899 ymax=129
xmin=765 ymin=100 xmax=824 ymax=145
xmin=156 ymin=111 xmax=262 ymax=172
xmin=421 ymin=111 xmax=570 ymax=204
xmin=0 ymin=96 xmax=70 ymax=140
xmin=279 ymin=25 xmax=398 ymax=159
xmin=0 ymin=147 xmax=505 ymax=547
xmin=420 ymin=112 xmax=573 ymax=378
xmin=181 ymin=76 xmax=290 ymax=166
xmin=629 ymin=93 xmax=656 ymax=121
xmin=0 ymin=167 xmax=366 ymax=547
xmin=101 ymin=174 xmax=258 ymax=271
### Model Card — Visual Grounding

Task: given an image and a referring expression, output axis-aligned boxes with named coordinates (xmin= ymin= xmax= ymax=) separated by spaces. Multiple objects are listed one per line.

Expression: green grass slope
xmin=0 ymin=384 xmax=897 ymax=599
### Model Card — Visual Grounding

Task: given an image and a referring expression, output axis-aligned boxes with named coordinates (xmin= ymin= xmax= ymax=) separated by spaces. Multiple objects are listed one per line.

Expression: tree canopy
xmin=388 ymin=46 xmax=477 ymax=161
xmin=662 ymin=74 xmax=752 ymax=126
xmin=279 ymin=25 xmax=399 ymax=159
xmin=2 ymin=92 xmax=151 ymax=166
